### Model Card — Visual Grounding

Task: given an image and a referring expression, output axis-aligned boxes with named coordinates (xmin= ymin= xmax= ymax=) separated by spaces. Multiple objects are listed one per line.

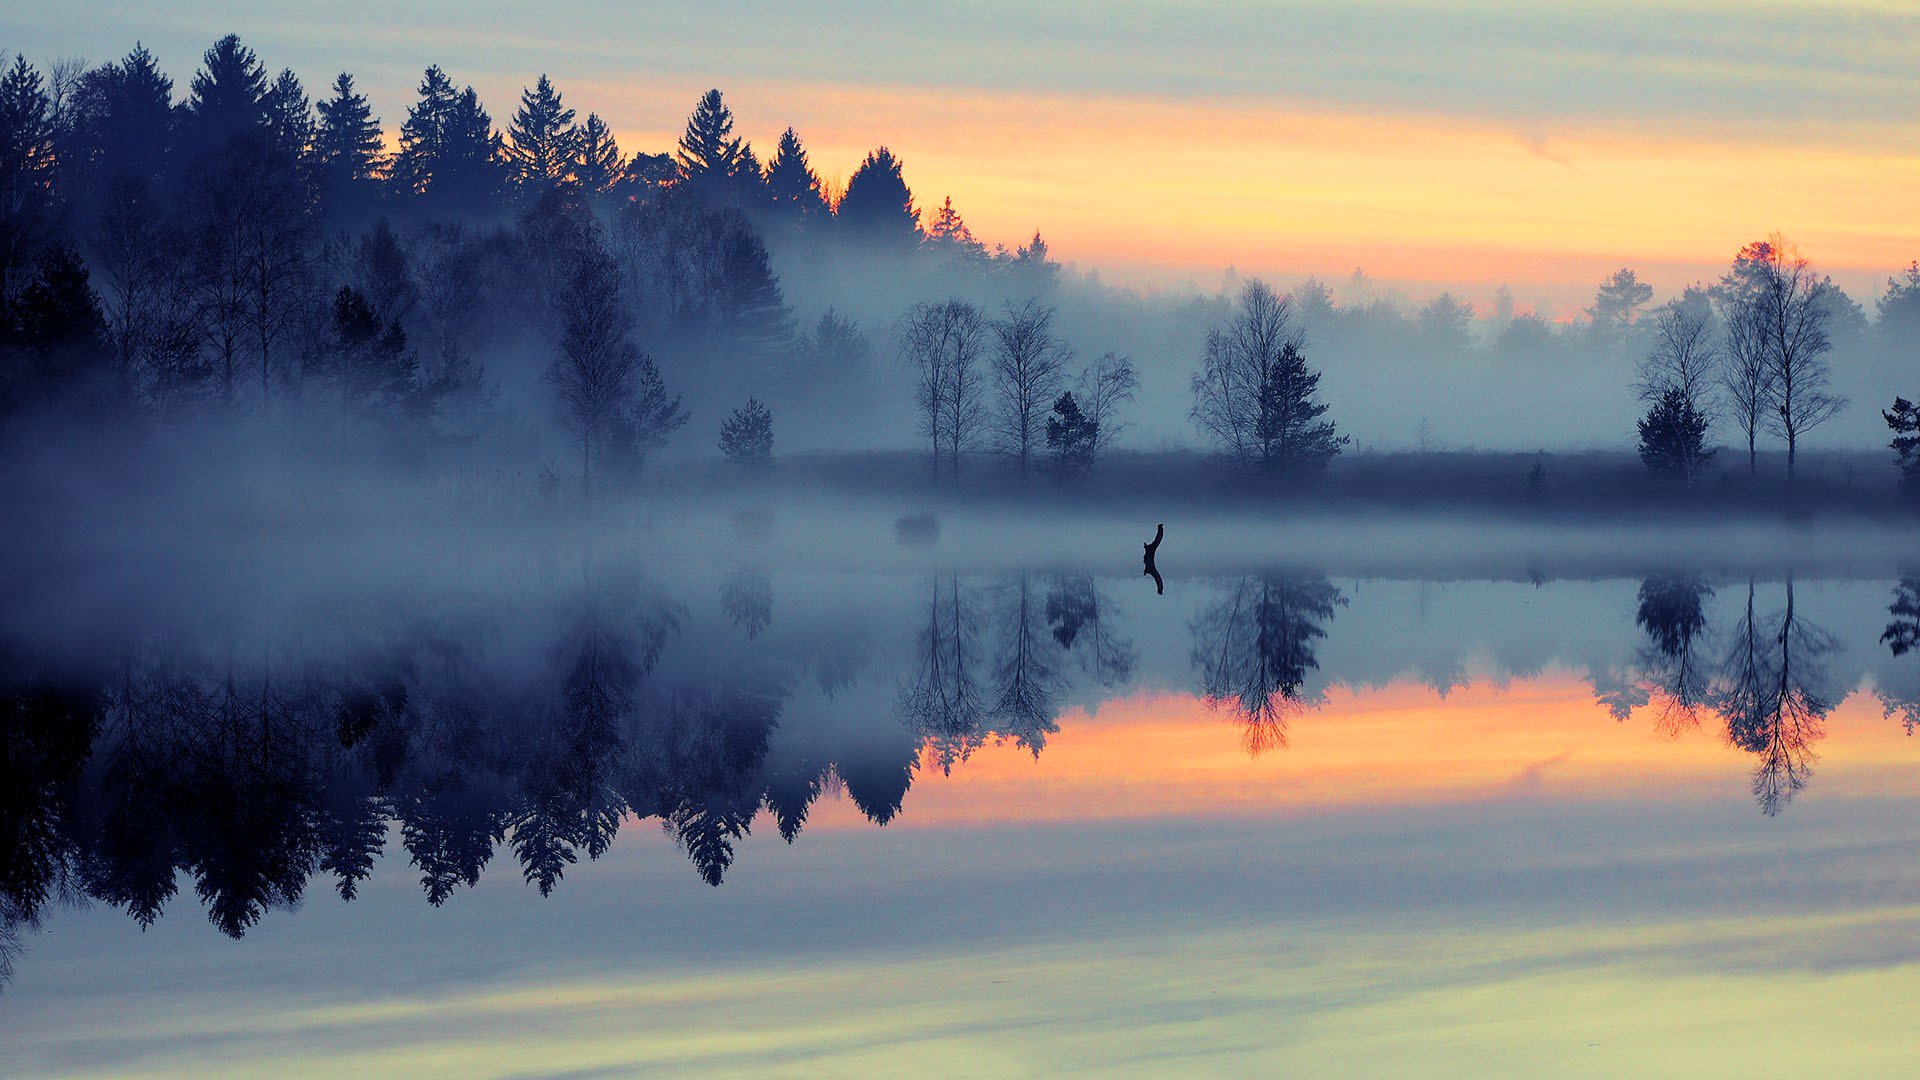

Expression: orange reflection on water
xmin=806 ymin=674 xmax=1920 ymax=831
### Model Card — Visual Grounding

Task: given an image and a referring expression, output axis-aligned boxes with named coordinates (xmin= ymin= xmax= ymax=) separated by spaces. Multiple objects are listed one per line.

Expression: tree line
xmin=2 ymin=34 xmax=1916 ymax=497
xmin=0 ymin=34 xmax=1065 ymax=494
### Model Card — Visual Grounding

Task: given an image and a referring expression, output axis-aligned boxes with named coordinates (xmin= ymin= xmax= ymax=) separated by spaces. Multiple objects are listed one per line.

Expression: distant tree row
xmin=896 ymin=297 xmax=1136 ymax=484
xmin=0 ymin=34 xmax=1066 ymax=493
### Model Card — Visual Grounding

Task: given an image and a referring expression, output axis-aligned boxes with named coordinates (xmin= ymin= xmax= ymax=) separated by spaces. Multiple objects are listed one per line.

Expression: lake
xmin=4 ymin=508 xmax=1920 ymax=1076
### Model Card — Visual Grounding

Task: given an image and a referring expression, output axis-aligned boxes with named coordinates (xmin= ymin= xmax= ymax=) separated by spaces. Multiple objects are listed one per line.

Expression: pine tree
xmin=718 ymin=396 xmax=773 ymax=468
xmin=261 ymin=69 xmax=313 ymax=161
xmin=1638 ymin=387 xmax=1714 ymax=484
xmin=838 ymin=147 xmax=918 ymax=248
xmin=762 ymin=127 xmax=826 ymax=219
xmin=391 ymin=66 xmax=459 ymax=196
xmin=0 ymin=54 xmax=57 ymax=317
xmin=315 ymin=72 xmax=383 ymax=183
xmin=1886 ymin=397 xmax=1920 ymax=495
xmin=393 ymin=69 xmax=501 ymax=209
xmin=506 ymin=74 xmax=577 ymax=195
xmin=923 ymin=195 xmax=983 ymax=258
xmin=675 ymin=89 xmax=742 ymax=198
xmin=571 ymin=113 xmax=623 ymax=195
xmin=180 ymin=34 xmax=268 ymax=154
xmin=1191 ymin=281 xmax=1348 ymax=480
xmin=1045 ymin=391 xmax=1097 ymax=480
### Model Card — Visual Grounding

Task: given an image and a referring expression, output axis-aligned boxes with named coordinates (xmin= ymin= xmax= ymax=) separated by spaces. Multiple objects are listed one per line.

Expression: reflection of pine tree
xmin=1190 ymin=575 xmax=1346 ymax=753
xmin=399 ymin=790 xmax=506 ymax=907
xmin=1044 ymin=576 xmax=1136 ymax=687
xmin=1633 ymin=575 xmax=1714 ymax=735
xmin=1885 ymin=577 xmax=1920 ymax=657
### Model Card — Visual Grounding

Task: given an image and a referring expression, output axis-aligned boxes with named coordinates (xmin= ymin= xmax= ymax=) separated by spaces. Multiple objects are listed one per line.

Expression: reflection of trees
xmin=896 ymin=574 xmax=1090 ymax=773
xmin=1045 ymin=575 xmax=1136 ymax=688
xmin=896 ymin=577 xmax=988 ymax=773
xmin=1633 ymin=575 xmax=1714 ymax=735
xmin=988 ymin=574 xmax=1067 ymax=756
xmin=1710 ymin=579 xmax=1836 ymax=817
xmin=1190 ymin=575 xmax=1346 ymax=754
xmin=1886 ymin=577 xmax=1920 ymax=658
xmin=1882 ymin=577 xmax=1920 ymax=732
xmin=719 ymin=570 xmax=773 ymax=639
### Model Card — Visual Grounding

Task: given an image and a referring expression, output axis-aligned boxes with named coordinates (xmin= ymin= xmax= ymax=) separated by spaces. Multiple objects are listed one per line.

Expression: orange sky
xmin=15 ymin=2 xmax=1920 ymax=309
xmin=801 ymin=676 xmax=1920 ymax=829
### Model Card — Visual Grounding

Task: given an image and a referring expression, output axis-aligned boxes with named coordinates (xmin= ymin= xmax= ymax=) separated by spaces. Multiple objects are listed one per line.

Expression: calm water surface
xmin=5 ymin=530 xmax=1920 ymax=1075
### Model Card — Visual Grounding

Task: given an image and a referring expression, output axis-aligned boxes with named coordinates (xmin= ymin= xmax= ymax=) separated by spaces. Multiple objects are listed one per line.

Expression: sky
xmin=8 ymin=1 xmax=1920 ymax=310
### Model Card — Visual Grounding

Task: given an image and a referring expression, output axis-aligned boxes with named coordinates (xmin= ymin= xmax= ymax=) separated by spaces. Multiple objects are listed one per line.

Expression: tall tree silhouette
xmin=674 ymin=89 xmax=747 ymax=205
xmin=762 ymin=127 xmax=827 ymax=221
xmin=179 ymin=34 xmax=268 ymax=159
xmin=314 ymin=73 xmax=383 ymax=184
xmin=571 ymin=113 xmax=624 ymax=196
xmin=838 ymin=147 xmax=919 ymax=249
xmin=506 ymin=74 xmax=577 ymax=196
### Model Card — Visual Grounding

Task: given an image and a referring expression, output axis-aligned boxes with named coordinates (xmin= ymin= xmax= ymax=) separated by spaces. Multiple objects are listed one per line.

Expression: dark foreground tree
xmin=718 ymin=396 xmax=773 ymax=468
xmin=1885 ymin=396 xmax=1920 ymax=495
xmin=1637 ymin=387 xmax=1714 ymax=484
xmin=1191 ymin=280 xmax=1347 ymax=481
xmin=838 ymin=147 xmax=918 ymax=249
xmin=1045 ymin=391 xmax=1096 ymax=481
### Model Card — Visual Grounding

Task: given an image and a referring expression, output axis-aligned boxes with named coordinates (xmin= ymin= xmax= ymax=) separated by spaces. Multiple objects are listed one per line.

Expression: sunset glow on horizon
xmin=13 ymin=0 xmax=1920 ymax=309
xmin=799 ymin=675 xmax=1920 ymax=831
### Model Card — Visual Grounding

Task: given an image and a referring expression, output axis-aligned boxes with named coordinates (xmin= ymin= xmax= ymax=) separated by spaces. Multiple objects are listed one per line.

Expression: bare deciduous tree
xmin=1079 ymin=350 xmax=1138 ymax=460
xmin=988 ymin=298 xmax=1071 ymax=483
xmin=897 ymin=298 xmax=987 ymax=483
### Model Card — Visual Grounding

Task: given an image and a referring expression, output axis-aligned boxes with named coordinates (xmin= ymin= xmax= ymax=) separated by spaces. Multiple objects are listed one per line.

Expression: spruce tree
xmin=261 ymin=69 xmax=313 ymax=161
xmin=506 ymin=74 xmax=576 ymax=194
xmin=718 ymin=397 xmax=774 ymax=468
xmin=181 ymin=34 xmax=268 ymax=153
xmin=1638 ymin=387 xmax=1714 ymax=484
xmin=838 ymin=147 xmax=918 ymax=248
xmin=1886 ymin=397 xmax=1920 ymax=495
xmin=391 ymin=66 xmax=458 ymax=196
xmin=762 ymin=127 xmax=826 ymax=219
xmin=675 ymin=89 xmax=742 ymax=196
xmin=572 ymin=113 xmax=623 ymax=195
xmin=315 ymin=72 xmax=383 ymax=183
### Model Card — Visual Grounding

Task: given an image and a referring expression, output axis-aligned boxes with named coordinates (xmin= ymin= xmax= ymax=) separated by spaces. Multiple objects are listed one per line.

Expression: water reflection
xmin=2 ymin=563 xmax=1918 ymax=981
xmin=1190 ymin=574 xmax=1346 ymax=753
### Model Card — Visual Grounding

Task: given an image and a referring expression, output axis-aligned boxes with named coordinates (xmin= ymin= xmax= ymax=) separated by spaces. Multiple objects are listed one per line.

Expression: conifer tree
xmin=506 ymin=74 xmax=577 ymax=194
xmin=675 ymin=89 xmax=742 ymax=197
xmin=571 ymin=113 xmax=623 ymax=195
xmin=838 ymin=147 xmax=918 ymax=248
xmin=762 ymin=127 xmax=826 ymax=219
xmin=718 ymin=396 xmax=773 ymax=468
xmin=180 ymin=34 xmax=268 ymax=153
xmin=315 ymin=72 xmax=383 ymax=183
xmin=261 ymin=69 xmax=313 ymax=160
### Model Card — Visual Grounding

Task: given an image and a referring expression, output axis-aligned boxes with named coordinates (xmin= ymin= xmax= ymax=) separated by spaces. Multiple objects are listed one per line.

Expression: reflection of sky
xmin=12 ymin=791 xmax=1920 ymax=1074
xmin=8 ymin=2 xmax=1918 ymax=300
xmin=6 ymin=555 xmax=1920 ymax=1072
